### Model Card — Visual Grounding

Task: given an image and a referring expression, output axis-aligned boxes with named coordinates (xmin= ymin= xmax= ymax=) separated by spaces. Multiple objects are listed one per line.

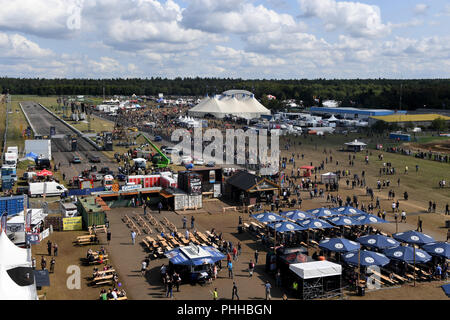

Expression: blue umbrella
xmin=392 ymin=230 xmax=435 ymax=246
xmin=251 ymin=212 xmax=284 ymax=223
xmin=319 ymin=238 xmax=361 ymax=253
xmin=334 ymin=206 xmax=367 ymax=216
xmin=298 ymin=218 xmax=334 ymax=229
xmin=280 ymin=210 xmax=313 ymax=221
xmin=357 ymin=234 xmax=400 ymax=250
xmin=326 ymin=216 xmax=360 ymax=226
xmin=421 ymin=242 xmax=450 ymax=259
xmin=307 ymin=207 xmax=339 ymax=218
xmin=384 ymin=246 xmax=432 ymax=264
xmin=268 ymin=221 xmax=305 ymax=233
xmin=353 ymin=214 xmax=388 ymax=225
xmin=343 ymin=250 xmax=390 ymax=267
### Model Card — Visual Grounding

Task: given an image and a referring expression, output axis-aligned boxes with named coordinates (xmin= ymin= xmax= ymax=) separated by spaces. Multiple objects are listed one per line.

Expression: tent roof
xmin=321 ymin=172 xmax=336 ymax=176
xmin=0 ymin=231 xmax=30 ymax=267
xmin=289 ymin=261 xmax=342 ymax=279
xmin=344 ymin=140 xmax=367 ymax=146
xmin=0 ymin=264 xmax=37 ymax=300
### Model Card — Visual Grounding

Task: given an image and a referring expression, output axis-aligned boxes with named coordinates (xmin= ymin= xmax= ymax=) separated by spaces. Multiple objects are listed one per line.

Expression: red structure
xmin=300 ymin=166 xmax=314 ymax=177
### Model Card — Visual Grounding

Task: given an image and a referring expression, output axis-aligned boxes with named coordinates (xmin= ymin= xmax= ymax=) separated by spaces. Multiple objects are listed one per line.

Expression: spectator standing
xmin=31 ymin=257 xmax=36 ymax=270
xmin=131 ymin=230 xmax=136 ymax=245
xmin=157 ymin=201 xmax=163 ymax=214
xmin=50 ymin=258 xmax=55 ymax=273
xmin=141 ymin=260 xmax=147 ymax=276
xmin=182 ymin=216 xmax=187 ymax=229
xmin=417 ymin=217 xmax=423 ymax=232
xmin=232 ymin=282 xmax=239 ymax=300
xmin=212 ymin=288 xmax=218 ymax=300
xmin=107 ymin=230 xmax=111 ymax=245
xmin=401 ymin=210 xmax=407 ymax=223
xmin=47 ymin=240 xmax=52 ymax=256
xmin=191 ymin=216 xmax=195 ymax=229
xmin=264 ymin=281 xmax=272 ymax=300
xmin=254 ymin=250 xmax=259 ymax=264
xmin=227 ymin=261 xmax=233 ymax=279
xmin=41 ymin=256 xmax=47 ymax=270
xmin=53 ymin=243 xmax=58 ymax=256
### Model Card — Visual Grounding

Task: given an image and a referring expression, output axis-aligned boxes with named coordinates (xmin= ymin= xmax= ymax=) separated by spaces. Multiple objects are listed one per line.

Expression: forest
xmin=1 ymin=77 xmax=450 ymax=110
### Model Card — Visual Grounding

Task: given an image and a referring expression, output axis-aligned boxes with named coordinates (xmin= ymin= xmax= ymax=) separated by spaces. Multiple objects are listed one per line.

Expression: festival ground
xmin=32 ymin=133 xmax=450 ymax=300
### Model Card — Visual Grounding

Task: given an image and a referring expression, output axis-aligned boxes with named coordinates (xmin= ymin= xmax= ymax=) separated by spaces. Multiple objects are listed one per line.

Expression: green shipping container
xmin=77 ymin=196 xmax=106 ymax=229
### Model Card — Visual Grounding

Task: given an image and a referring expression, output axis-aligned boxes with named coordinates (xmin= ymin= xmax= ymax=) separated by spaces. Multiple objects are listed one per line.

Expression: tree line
xmin=1 ymin=77 xmax=450 ymax=110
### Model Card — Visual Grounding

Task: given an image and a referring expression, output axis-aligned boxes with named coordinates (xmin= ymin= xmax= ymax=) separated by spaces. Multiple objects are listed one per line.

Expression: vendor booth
xmin=344 ymin=140 xmax=367 ymax=152
xmin=165 ymin=244 xmax=224 ymax=284
xmin=321 ymin=172 xmax=338 ymax=184
xmin=300 ymin=166 xmax=314 ymax=177
xmin=289 ymin=261 xmax=342 ymax=300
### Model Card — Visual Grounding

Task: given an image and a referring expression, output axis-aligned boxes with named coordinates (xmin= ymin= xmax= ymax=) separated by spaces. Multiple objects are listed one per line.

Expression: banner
xmin=39 ymin=228 xmax=50 ymax=241
xmin=25 ymin=209 xmax=32 ymax=232
xmin=26 ymin=233 xmax=41 ymax=245
xmin=0 ymin=212 xmax=7 ymax=232
xmin=63 ymin=217 xmax=83 ymax=231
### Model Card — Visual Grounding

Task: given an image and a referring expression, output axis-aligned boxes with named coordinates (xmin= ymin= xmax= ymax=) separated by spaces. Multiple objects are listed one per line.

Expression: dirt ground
xmin=32 ymin=132 xmax=450 ymax=300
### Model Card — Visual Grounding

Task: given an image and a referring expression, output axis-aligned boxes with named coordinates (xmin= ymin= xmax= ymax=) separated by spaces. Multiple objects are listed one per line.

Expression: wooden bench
xmin=96 ymin=269 xmax=115 ymax=276
xmin=109 ymin=296 xmax=128 ymax=300
xmin=370 ymin=270 xmax=398 ymax=285
xmin=391 ymin=272 xmax=407 ymax=283
xmin=89 ymin=225 xmax=107 ymax=234
xmin=223 ymin=206 xmax=237 ymax=213
xmin=89 ymin=258 xmax=109 ymax=265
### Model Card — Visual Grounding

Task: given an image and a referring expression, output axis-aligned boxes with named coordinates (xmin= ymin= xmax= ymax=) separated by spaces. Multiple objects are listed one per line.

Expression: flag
xmin=25 ymin=209 xmax=32 ymax=232
xmin=0 ymin=212 xmax=7 ymax=233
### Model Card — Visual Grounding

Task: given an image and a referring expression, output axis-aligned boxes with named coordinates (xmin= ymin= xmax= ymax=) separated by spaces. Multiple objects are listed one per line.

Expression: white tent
xmin=188 ymin=90 xmax=271 ymax=120
xmin=327 ymin=115 xmax=338 ymax=122
xmin=321 ymin=172 xmax=338 ymax=184
xmin=0 ymin=231 xmax=37 ymax=300
xmin=289 ymin=261 xmax=342 ymax=280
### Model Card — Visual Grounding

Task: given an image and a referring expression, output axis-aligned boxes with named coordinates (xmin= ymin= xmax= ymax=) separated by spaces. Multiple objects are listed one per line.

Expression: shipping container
xmin=0 ymin=195 xmax=28 ymax=216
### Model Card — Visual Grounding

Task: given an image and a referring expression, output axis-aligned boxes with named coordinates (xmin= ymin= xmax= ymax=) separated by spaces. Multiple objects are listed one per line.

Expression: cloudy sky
xmin=1 ymin=0 xmax=449 ymax=79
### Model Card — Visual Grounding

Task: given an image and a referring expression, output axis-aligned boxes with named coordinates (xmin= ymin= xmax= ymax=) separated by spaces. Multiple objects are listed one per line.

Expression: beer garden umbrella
xmin=267 ymin=221 xmax=305 ymax=233
xmin=307 ymin=207 xmax=339 ymax=218
xmin=280 ymin=210 xmax=313 ymax=221
xmin=384 ymin=246 xmax=432 ymax=264
xmin=421 ymin=242 xmax=450 ymax=259
xmin=343 ymin=250 xmax=390 ymax=267
xmin=298 ymin=218 xmax=334 ymax=230
xmin=334 ymin=206 xmax=367 ymax=216
xmin=319 ymin=238 xmax=361 ymax=253
xmin=326 ymin=216 xmax=360 ymax=226
xmin=251 ymin=212 xmax=284 ymax=224
xmin=357 ymin=235 xmax=400 ymax=250
xmin=352 ymin=214 xmax=388 ymax=225
xmin=392 ymin=230 xmax=435 ymax=246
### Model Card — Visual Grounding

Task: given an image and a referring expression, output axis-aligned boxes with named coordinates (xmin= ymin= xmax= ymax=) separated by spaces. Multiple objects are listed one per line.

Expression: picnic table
xmin=89 ymin=225 xmax=107 ymax=234
xmin=96 ymin=269 xmax=115 ymax=276
xmin=92 ymin=274 xmax=114 ymax=286
xmin=370 ymin=270 xmax=398 ymax=285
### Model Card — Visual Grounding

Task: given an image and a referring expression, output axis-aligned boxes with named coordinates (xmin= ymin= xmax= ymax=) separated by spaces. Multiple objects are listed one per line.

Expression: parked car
xmin=154 ymin=135 xmax=162 ymax=142
xmin=181 ymin=156 xmax=193 ymax=165
xmin=90 ymin=173 xmax=103 ymax=182
xmin=99 ymin=167 xmax=110 ymax=174
xmin=193 ymin=158 xmax=205 ymax=165
xmin=72 ymin=156 xmax=81 ymax=164
xmin=88 ymin=155 xmax=101 ymax=163
xmin=116 ymin=174 xmax=127 ymax=181
xmin=206 ymin=161 xmax=216 ymax=167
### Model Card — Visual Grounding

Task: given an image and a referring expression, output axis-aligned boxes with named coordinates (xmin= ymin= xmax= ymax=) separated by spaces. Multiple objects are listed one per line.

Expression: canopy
xmin=333 ymin=206 xmax=366 ymax=216
xmin=319 ymin=238 xmax=360 ymax=253
xmin=326 ymin=216 xmax=360 ymax=226
xmin=343 ymin=250 xmax=390 ymax=267
xmin=298 ymin=218 xmax=334 ymax=230
xmin=280 ymin=210 xmax=314 ymax=221
xmin=307 ymin=207 xmax=338 ymax=218
xmin=251 ymin=212 xmax=284 ymax=223
xmin=188 ymin=90 xmax=270 ymax=120
xmin=300 ymin=166 xmax=315 ymax=170
xmin=421 ymin=242 xmax=450 ymax=259
xmin=268 ymin=221 xmax=304 ymax=233
xmin=357 ymin=235 xmax=400 ymax=250
xmin=164 ymin=245 xmax=224 ymax=266
xmin=352 ymin=214 xmax=388 ymax=225
xmin=289 ymin=261 xmax=342 ymax=280
xmin=383 ymin=246 xmax=432 ymax=264
xmin=36 ymin=169 xmax=53 ymax=177
xmin=0 ymin=231 xmax=30 ymax=267
xmin=392 ymin=230 xmax=435 ymax=246
xmin=344 ymin=139 xmax=367 ymax=146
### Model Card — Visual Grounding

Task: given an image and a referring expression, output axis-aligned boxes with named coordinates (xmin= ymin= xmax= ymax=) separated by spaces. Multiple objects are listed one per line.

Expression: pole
xmin=413 ymin=245 xmax=416 ymax=287
xmin=357 ymin=248 xmax=361 ymax=291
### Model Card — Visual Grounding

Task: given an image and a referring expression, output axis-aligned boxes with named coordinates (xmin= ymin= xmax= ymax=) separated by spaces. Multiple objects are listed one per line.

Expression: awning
xmin=289 ymin=261 xmax=342 ymax=279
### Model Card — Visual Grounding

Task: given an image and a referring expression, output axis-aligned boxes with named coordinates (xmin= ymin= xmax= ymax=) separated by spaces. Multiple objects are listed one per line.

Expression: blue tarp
xmin=165 ymin=245 xmax=225 ymax=266
xmin=25 ymin=152 xmax=38 ymax=160
xmin=67 ymin=187 xmax=105 ymax=197
xmin=441 ymin=284 xmax=450 ymax=297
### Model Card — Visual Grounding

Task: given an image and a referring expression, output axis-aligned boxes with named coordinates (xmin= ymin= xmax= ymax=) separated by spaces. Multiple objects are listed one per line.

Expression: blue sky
xmin=0 ymin=0 xmax=449 ymax=79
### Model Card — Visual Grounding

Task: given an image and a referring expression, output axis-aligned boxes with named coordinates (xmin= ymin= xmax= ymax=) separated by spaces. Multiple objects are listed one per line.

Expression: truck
xmin=28 ymin=181 xmax=68 ymax=197
xmin=2 ymin=166 xmax=17 ymax=183
xmin=4 ymin=152 xmax=18 ymax=166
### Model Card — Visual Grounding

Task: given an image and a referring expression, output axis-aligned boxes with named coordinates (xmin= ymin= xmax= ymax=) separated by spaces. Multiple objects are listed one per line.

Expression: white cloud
xmin=0 ymin=0 xmax=79 ymax=38
xmin=299 ymin=0 xmax=391 ymax=38
xmin=414 ymin=4 xmax=429 ymax=15
xmin=0 ymin=32 xmax=53 ymax=59
xmin=182 ymin=0 xmax=302 ymax=34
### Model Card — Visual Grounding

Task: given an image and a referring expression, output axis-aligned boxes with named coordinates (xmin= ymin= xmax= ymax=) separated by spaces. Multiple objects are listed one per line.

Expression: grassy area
xmin=0 ymin=95 xmax=6 ymax=151
xmin=5 ymin=100 xmax=30 ymax=151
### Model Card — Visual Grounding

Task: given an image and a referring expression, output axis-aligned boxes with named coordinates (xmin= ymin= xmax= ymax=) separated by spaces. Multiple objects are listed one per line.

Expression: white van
xmin=29 ymin=181 xmax=68 ymax=197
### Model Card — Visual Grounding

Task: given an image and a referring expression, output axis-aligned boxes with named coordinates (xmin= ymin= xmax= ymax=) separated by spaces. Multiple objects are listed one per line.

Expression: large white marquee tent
xmin=188 ymin=90 xmax=271 ymax=120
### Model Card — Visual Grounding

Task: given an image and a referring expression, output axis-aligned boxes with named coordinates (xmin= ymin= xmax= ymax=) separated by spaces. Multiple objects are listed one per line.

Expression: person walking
xmin=254 ymin=250 xmax=259 ymax=264
xmin=41 ymin=256 xmax=47 ymax=270
xmin=131 ymin=230 xmax=136 ymax=245
xmin=446 ymin=203 xmax=449 ymax=215
xmin=276 ymin=269 xmax=282 ymax=287
xmin=227 ymin=261 xmax=233 ymax=279
xmin=417 ymin=217 xmax=423 ymax=232
xmin=264 ymin=281 xmax=272 ymax=300
xmin=232 ymin=282 xmax=239 ymax=300
xmin=401 ymin=210 xmax=407 ymax=223
xmin=143 ymin=204 xmax=147 ymax=217
xmin=191 ymin=216 xmax=195 ymax=229
xmin=53 ymin=243 xmax=58 ymax=256
xmin=432 ymin=201 xmax=436 ymax=213
xmin=232 ymin=246 xmax=237 ymax=261
xmin=174 ymin=273 xmax=181 ymax=292
xmin=182 ymin=216 xmax=187 ymax=229
xmin=107 ymin=229 xmax=111 ymax=245
xmin=157 ymin=201 xmax=163 ymax=214
xmin=49 ymin=257 xmax=55 ymax=273
xmin=166 ymin=278 xmax=173 ymax=298
xmin=141 ymin=260 xmax=147 ymax=276
xmin=212 ymin=288 xmax=218 ymax=300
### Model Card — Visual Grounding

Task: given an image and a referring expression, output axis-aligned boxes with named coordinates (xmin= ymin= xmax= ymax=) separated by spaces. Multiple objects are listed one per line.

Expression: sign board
xmin=7 ymin=223 xmax=25 ymax=233
xmin=63 ymin=217 xmax=83 ymax=231
xmin=121 ymin=185 xmax=141 ymax=192
xmin=158 ymin=93 xmax=164 ymax=98
xmin=39 ymin=228 xmax=50 ymax=241
xmin=209 ymin=170 xmax=216 ymax=184
xmin=26 ymin=233 xmax=41 ymax=245
xmin=213 ymin=183 xmax=221 ymax=198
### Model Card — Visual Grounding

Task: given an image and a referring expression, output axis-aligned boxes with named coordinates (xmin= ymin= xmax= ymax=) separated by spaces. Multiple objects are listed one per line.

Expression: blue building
xmin=309 ymin=107 xmax=406 ymax=120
